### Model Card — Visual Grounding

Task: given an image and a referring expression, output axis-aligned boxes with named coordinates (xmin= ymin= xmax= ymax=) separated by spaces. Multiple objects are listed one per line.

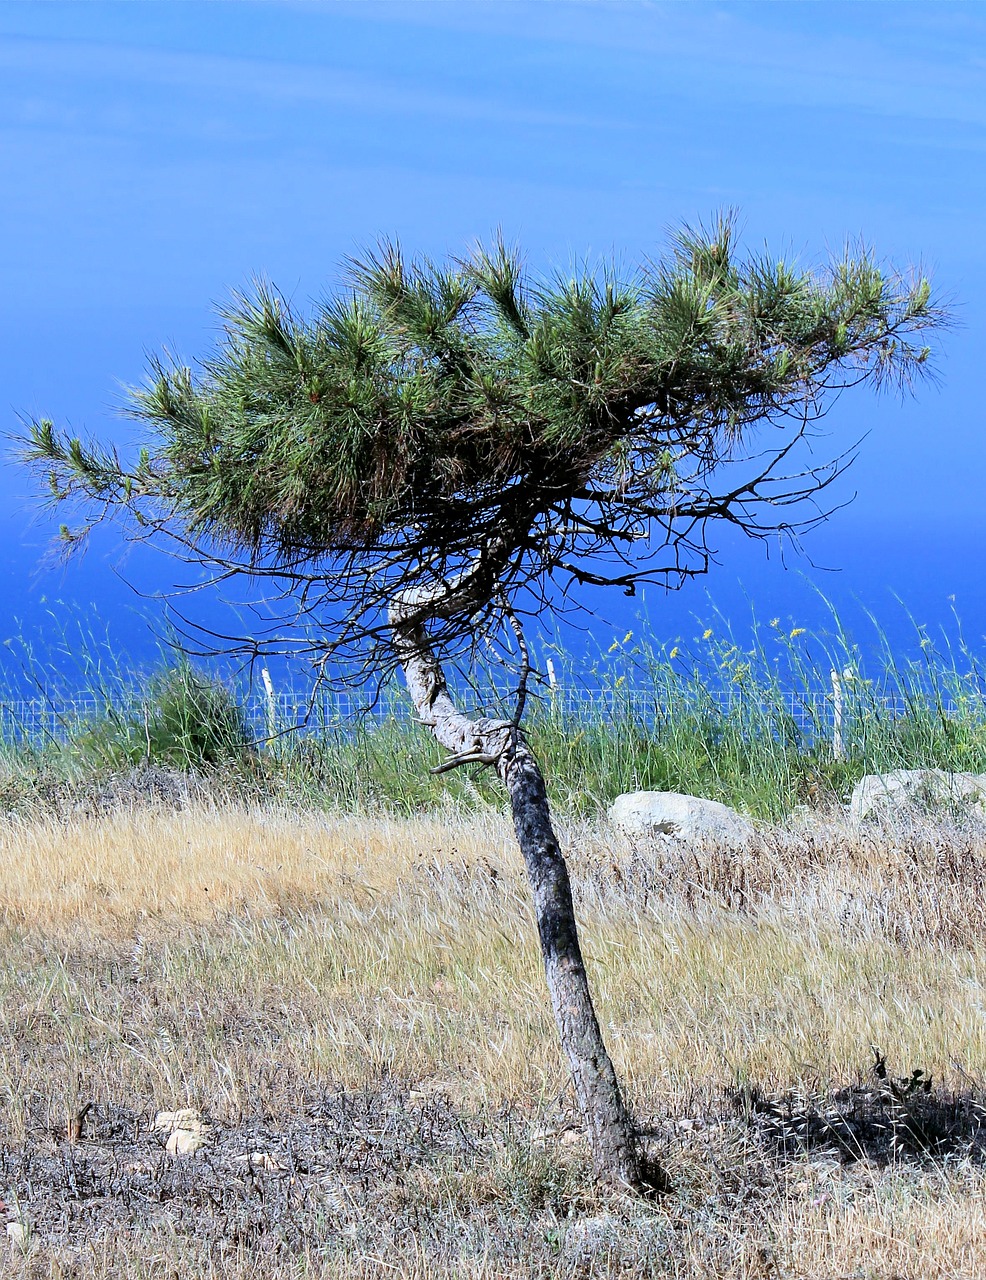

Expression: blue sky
xmin=2 ymin=0 xmax=985 ymax=676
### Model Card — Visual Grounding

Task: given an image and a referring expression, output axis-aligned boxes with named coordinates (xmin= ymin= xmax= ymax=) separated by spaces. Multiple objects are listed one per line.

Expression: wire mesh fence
xmin=0 ymin=683 xmax=967 ymax=748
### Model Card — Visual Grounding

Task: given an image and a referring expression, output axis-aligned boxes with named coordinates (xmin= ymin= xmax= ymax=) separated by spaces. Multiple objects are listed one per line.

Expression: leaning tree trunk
xmin=391 ymin=601 xmax=653 ymax=1192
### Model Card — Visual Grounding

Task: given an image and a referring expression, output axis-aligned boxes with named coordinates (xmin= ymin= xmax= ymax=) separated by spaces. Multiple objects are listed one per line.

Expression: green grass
xmin=3 ymin=601 xmax=986 ymax=819
xmin=240 ymin=605 xmax=986 ymax=819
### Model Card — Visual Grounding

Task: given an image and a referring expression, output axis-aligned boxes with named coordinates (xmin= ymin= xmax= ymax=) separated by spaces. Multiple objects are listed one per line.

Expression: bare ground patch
xmin=4 ymin=1071 xmax=986 ymax=1278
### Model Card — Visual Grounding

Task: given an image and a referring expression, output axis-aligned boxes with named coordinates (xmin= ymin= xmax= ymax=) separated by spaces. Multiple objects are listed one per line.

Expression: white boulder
xmin=609 ymin=791 xmax=754 ymax=844
xmin=850 ymin=769 xmax=986 ymax=824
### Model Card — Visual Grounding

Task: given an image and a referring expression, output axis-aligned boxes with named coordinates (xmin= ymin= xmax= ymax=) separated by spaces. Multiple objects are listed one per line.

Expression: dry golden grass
xmin=0 ymin=806 xmax=471 ymax=925
xmin=3 ymin=802 xmax=986 ymax=1276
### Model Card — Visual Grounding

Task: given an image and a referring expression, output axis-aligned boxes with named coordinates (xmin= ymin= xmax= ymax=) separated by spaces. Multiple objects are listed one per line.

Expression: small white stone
xmin=166 ymin=1126 xmax=210 ymax=1156
xmin=154 ymin=1107 xmax=204 ymax=1133
xmin=232 ymin=1151 xmax=283 ymax=1171
xmin=5 ymin=1221 xmax=28 ymax=1248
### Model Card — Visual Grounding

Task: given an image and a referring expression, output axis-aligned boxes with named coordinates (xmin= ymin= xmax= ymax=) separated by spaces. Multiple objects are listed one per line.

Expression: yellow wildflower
xmin=669 ymin=646 xmax=679 ymax=659
xmin=703 ymin=628 xmax=713 ymax=640
xmin=790 ymin=627 xmax=806 ymax=638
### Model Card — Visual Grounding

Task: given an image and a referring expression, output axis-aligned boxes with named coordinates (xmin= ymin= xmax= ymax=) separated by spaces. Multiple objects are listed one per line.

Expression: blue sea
xmin=4 ymin=504 xmax=984 ymax=705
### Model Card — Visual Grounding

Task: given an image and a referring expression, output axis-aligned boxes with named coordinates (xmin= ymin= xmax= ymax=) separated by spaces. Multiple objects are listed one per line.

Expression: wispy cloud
xmin=0 ymin=30 xmax=601 ymax=144
xmin=319 ymin=0 xmax=986 ymax=132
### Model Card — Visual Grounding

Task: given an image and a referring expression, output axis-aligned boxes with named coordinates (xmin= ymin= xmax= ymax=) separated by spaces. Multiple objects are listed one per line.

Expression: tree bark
xmin=499 ymin=731 xmax=645 ymax=1189
xmin=390 ymin=600 xmax=653 ymax=1192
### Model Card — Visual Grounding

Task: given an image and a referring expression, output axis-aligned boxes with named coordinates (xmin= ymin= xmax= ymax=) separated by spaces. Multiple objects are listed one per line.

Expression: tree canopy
xmin=26 ymin=216 xmax=942 ymax=673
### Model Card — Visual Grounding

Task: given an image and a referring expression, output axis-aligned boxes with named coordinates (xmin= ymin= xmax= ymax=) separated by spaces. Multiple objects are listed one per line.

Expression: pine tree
xmin=23 ymin=216 xmax=944 ymax=1191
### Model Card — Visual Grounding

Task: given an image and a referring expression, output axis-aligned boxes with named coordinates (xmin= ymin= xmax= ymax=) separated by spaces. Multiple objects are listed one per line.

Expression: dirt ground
xmin=3 ymin=1070 xmax=986 ymax=1278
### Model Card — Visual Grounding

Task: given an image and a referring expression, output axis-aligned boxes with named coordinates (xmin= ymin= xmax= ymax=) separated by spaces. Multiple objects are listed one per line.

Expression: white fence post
xmin=260 ymin=667 xmax=277 ymax=744
xmin=831 ymin=667 xmax=845 ymax=761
